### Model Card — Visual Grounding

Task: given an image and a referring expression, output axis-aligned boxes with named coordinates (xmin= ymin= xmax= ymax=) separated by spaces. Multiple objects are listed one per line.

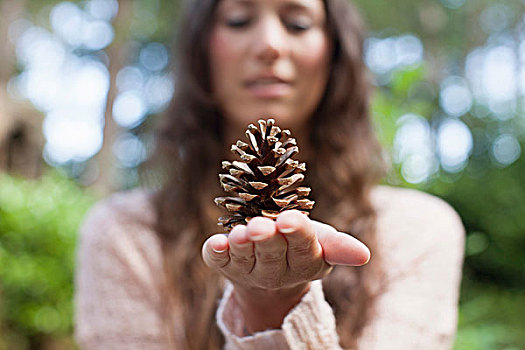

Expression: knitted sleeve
xmin=74 ymin=191 xmax=170 ymax=349
xmin=216 ymin=279 xmax=341 ymax=350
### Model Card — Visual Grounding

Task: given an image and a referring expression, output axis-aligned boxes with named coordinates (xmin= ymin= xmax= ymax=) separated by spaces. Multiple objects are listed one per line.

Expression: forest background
xmin=1 ymin=0 xmax=524 ymax=349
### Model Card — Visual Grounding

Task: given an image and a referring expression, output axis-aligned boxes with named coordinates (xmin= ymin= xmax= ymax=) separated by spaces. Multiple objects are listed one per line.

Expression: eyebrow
xmin=220 ymin=0 xmax=253 ymax=7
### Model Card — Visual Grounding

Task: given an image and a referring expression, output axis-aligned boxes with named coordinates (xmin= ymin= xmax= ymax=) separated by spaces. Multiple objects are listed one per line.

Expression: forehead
xmin=217 ymin=0 xmax=325 ymax=10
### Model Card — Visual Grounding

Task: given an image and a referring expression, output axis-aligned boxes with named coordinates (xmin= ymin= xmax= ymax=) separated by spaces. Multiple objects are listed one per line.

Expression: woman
xmin=75 ymin=0 xmax=465 ymax=348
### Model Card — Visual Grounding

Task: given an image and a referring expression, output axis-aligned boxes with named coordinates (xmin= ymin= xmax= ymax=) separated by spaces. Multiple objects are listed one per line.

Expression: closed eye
xmin=226 ymin=17 xmax=252 ymax=28
xmin=285 ymin=21 xmax=311 ymax=33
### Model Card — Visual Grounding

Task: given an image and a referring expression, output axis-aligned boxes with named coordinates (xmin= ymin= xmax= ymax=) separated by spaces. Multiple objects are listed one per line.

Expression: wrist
xmin=231 ymin=282 xmax=311 ymax=334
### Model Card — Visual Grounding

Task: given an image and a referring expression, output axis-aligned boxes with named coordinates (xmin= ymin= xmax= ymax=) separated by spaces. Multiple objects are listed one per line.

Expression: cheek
xmin=295 ymin=33 xmax=331 ymax=76
xmin=290 ymin=33 xmax=331 ymax=122
xmin=209 ymin=30 xmax=246 ymax=100
xmin=209 ymin=30 xmax=243 ymax=74
xmin=209 ymin=31 xmax=232 ymax=99
xmin=210 ymin=31 xmax=229 ymax=61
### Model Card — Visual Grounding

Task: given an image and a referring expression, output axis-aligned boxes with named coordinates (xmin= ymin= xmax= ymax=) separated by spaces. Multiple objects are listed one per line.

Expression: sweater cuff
xmin=216 ymin=280 xmax=341 ymax=350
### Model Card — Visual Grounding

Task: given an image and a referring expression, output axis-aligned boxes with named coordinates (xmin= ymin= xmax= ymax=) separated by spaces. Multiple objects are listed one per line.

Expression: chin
xmin=225 ymin=104 xmax=309 ymax=130
xmin=229 ymin=110 xmax=288 ymax=125
xmin=248 ymin=109 xmax=295 ymax=125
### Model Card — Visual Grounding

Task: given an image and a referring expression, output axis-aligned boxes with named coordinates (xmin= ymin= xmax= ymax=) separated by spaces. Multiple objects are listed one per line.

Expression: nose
xmin=252 ymin=16 xmax=288 ymax=63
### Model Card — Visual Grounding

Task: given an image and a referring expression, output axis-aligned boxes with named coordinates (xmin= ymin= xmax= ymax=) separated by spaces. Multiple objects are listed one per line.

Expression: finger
xmin=227 ymin=225 xmax=255 ymax=273
xmin=275 ymin=211 xmax=325 ymax=271
xmin=202 ymin=234 xmax=230 ymax=269
xmin=245 ymin=216 xmax=277 ymax=242
xmin=314 ymin=221 xmax=370 ymax=266
xmin=246 ymin=217 xmax=287 ymax=276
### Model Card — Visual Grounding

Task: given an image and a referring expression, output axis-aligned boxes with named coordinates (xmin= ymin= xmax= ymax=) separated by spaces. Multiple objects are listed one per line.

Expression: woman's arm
xmin=217 ymin=278 xmax=340 ymax=350
xmin=74 ymin=192 xmax=169 ymax=349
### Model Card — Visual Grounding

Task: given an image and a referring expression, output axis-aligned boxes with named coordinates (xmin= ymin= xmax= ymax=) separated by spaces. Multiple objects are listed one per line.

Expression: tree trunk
xmin=91 ymin=0 xmax=133 ymax=195
xmin=0 ymin=0 xmax=25 ymax=145
xmin=0 ymin=0 xmax=44 ymax=178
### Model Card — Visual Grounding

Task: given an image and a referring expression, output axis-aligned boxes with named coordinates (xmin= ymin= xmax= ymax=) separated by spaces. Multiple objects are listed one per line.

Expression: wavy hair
xmin=153 ymin=0 xmax=384 ymax=348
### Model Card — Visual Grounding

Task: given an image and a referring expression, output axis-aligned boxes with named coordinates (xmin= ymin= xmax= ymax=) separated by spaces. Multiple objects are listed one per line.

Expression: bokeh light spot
xmin=33 ymin=306 xmax=62 ymax=333
xmin=112 ymin=91 xmax=147 ymax=128
xmin=466 ymin=232 xmax=489 ymax=256
xmin=491 ymin=134 xmax=521 ymax=166
xmin=81 ymin=20 xmax=114 ymax=50
xmin=16 ymin=27 xmax=65 ymax=69
xmin=394 ymin=114 xmax=437 ymax=183
xmin=139 ymin=42 xmax=169 ymax=72
xmin=439 ymin=76 xmax=472 ymax=117
xmin=365 ymin=37 xmax=397 ymax=74
xmin=144 ymin=74 xmax=174 ymax=112
xmin=437 ymin=118 xmax=473 ymax=172
xmin=480 ymin=4 xmax=512 ymax=34
xmin=112 ymin=133 xmax=147 ymax=168
xmin=50 ymin=2 xmax=85 ymax=47
xmin=466 ymin=45 xmax=517 ymax=118
xmin=395 ymin=35 xmax=424 ymax=66
xmin=116 ymin=66 xmax=145 ymax=92
xmin=43 ymin=110 xmax=103 ymax=164
xmin=365 ymin=35 xmax=423 ymax=76
xmin=86 ymin=0 xmax=119 ymax=21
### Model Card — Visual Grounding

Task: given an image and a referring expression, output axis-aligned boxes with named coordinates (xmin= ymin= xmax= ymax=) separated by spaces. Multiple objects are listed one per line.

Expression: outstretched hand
xmin=201 ymin=210 xmax=370 ymax=333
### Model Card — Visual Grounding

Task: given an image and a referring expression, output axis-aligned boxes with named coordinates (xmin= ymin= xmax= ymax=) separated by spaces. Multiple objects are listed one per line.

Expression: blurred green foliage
xmin=0 ymin=172 xmax=94 ymax=349
xmin=431 ymin=163 xmax=525 ymax=349
xmin=372 ymin=63 xmax=525 ymax=348
xmin=435 ymin=162 xmax=525 ymax=288
xmin=454 ymin=282 xmax=525 ymax=349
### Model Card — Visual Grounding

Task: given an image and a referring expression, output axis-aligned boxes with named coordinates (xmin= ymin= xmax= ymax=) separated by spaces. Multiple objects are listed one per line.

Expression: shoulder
xmin=78 ymin=189 xmax=161 ymax=269
xmin=80 ymin=189 xmax=156 ymax=239
xmin=370 ymin=185 xmax=465 ymax=258
xmin=370 ymin=185 xmax=464 ymax=231
xmin=371 ymin=185 xmax=459 ymax=218
xmin=83 ymin=188 xmax=155 ymax=228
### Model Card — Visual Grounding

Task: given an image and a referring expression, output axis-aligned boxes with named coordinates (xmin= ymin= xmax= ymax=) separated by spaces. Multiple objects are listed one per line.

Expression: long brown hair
xmin=153 ymin=0 xmax=384 ymax=348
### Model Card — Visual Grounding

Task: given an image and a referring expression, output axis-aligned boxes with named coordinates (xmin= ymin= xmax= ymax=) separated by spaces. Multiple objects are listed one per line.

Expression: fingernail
xmin=279 ymin=227 xmax=296 ymax=234
xmin=249 ymin=233 xmax=267 ymax=241
xmin=212 ymin=248 xmax=227 ymax=253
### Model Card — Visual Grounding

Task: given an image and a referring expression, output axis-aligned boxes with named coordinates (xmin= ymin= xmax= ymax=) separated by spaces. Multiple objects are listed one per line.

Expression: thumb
xmin=313 ymin=222 xmax=370 ymax=266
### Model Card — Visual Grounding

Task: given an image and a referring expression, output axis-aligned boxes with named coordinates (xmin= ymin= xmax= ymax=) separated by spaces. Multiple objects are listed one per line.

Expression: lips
xmin=244 ymin=75 xmax=292 ymax=98
xmin=247 ymin=76 xmax=286 ymax=85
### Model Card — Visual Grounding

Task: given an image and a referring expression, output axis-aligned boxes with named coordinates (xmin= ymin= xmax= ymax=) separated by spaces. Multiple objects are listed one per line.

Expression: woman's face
xmin=209 ymin=0 xmax=331 ymax=131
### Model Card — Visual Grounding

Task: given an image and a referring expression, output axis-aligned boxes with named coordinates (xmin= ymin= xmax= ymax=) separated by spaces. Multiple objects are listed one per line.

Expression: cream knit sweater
xmin=74 ymin=185 xmax=465 ymax=349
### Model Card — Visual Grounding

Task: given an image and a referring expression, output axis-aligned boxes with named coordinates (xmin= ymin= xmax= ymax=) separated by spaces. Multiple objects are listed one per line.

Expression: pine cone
xmin=214 ymin=118 xmax=315 ymax=232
